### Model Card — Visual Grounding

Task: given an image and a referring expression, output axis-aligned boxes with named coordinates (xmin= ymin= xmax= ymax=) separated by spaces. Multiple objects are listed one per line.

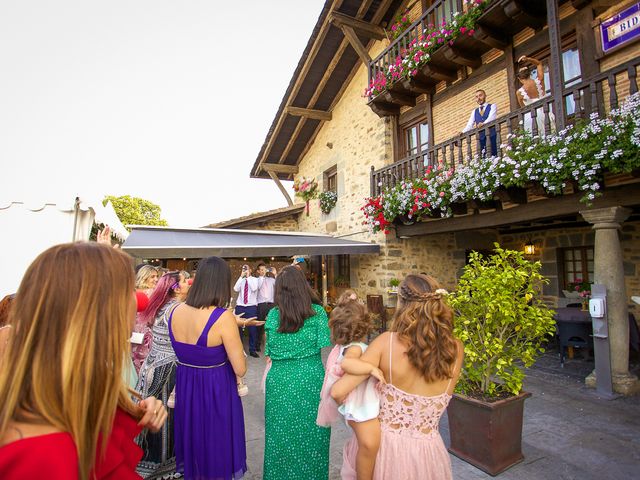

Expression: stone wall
xmin=235 ymin=217 xmax=299 ymax=232
xmin=295 ymin=40 xmax=392 ymax=240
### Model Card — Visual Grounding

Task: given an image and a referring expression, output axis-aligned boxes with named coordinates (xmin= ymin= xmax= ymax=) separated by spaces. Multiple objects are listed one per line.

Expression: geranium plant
xmin=318 ymin=190 xmax=338 ymax=214
xmin=293 ymin=176 xmax=318 ymax=215
xmin=448 ymin=246 xmax=556 ymax=398
xmin=365 ymin=0 xmax=490 ymax=98
xmin=568 ymin=278 xmax=591 ymax=298
xmin=389 ymin=9 xmax=411 ymax=40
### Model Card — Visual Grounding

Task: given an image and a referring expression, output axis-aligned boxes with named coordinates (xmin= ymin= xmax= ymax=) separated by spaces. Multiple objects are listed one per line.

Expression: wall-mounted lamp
xmin=243 ymin=257 xmax=247 ymax=261
xmin=524 ymin=241 xmax=536 ymax=255
xmin=271 ymin=256 xmax=275 ymax=261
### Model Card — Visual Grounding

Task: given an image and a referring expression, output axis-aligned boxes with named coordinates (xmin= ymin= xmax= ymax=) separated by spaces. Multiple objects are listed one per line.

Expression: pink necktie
xmin=243 ymin=280 xmax=249 ymax=304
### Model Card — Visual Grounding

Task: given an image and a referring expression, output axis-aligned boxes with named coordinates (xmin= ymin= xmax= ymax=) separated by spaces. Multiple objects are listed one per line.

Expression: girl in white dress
xmin=516 ymin=55 xmax=556 ymax=136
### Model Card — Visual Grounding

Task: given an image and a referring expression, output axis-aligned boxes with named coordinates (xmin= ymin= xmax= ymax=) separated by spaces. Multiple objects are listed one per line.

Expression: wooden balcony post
xmin=546 ymin=0 xmax=565 ymax=130
xmin=370 ymin=165 xmax=376 ymax=196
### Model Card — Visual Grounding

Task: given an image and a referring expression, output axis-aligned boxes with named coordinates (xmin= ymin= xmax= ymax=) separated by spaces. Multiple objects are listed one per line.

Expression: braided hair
xmin=392 ymin=274 xmax=457 ymax=382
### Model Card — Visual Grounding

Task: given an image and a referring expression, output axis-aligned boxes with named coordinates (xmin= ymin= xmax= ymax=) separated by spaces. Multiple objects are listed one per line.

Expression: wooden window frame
xmin=323 ymin=165 xmax=337 ymax=194
xmin=559 ymin=246 xmax=594 ymax=290
xmin=395 ymin=99 xmax=433 ymax=161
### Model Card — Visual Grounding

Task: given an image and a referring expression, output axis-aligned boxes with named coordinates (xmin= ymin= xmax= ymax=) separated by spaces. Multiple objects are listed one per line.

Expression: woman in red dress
xmin=0 ymin=242 xmax=168 ymax=479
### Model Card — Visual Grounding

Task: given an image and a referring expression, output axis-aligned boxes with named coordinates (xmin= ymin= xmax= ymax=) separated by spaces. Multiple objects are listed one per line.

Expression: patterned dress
xmin=263 ymin=304 xmax=331 ymax=480
xmin=135 ymin=299 xmax=180 ymax=479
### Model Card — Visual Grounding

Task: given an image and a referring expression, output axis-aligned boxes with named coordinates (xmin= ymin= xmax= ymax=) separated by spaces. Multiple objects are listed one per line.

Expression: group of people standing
xmin=0 ymin=238 xmax=464 ymax=480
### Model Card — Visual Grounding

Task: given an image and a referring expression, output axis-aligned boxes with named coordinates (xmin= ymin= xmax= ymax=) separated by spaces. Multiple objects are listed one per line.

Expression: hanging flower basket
xmin=293 ymin=177 xmax=319 ymax=216
xmin=318 ymin=190 xmax=338 ymax=214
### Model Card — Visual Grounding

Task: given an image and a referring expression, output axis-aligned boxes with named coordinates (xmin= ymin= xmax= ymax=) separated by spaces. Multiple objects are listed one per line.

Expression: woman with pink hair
xmin=133 ymin=270 xmax=190 ymax=477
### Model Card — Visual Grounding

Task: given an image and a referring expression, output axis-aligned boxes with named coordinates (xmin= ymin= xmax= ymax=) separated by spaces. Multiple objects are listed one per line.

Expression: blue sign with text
xmin=601 ymin=3 xmax=640 ymax=53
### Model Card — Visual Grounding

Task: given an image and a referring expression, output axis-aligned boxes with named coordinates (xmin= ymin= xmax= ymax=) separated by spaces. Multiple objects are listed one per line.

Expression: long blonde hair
xmin=392 ymin=274 xmax=458 ymax=382
xmin=0 ymin=243 xmax=141 ymax=480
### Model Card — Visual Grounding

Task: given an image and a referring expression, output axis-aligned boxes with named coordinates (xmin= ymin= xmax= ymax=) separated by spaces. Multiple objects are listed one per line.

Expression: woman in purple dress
xmin=168 ymin=256 xmax=247 ymax=480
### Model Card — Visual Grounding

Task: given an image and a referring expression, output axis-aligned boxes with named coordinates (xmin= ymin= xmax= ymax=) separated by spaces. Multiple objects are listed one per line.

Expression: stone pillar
xmin=580 ymin=206 xmax=639 ymax=395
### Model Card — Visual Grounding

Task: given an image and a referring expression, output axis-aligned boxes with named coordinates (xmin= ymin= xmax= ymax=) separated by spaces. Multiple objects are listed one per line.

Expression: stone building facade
xmin=245 ymin=0 xmax=640 ymax=391
xmin=251 ymin=1 xmax=640 ymax=313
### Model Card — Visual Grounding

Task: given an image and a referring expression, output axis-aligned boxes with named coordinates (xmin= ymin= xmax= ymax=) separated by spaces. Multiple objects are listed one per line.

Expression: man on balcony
xmin=462 ymin=89 xmax=497 ymax=157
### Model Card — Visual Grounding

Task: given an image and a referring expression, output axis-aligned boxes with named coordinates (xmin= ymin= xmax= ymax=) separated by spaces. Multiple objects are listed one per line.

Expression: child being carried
xmin=317 ymin=290 xmax=384 ymax=480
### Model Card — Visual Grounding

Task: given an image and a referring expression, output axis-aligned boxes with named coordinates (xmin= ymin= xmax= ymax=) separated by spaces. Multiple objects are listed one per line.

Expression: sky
xmin=0 ymin=0 xmax=324 ymax=227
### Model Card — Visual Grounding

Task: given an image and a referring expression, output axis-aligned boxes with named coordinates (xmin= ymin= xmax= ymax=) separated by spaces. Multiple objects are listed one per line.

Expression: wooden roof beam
xmin=261 ymin=163 xmax=299 ymax=174
xmin=285 ymin=106 xmax=332 ymax=121
xmin=277 ymin=39 xmax=350 ymax=165
xmin=255 ymin=0 xmax=345 ymax=173
xmin=340 ymin=25 xmax=372 ymax=65
xmin=329 ymin=11 xmax=386 ymax=40
xmin=267 ymin=171 xmax=293 ymax=206
xmin=295 ymin=0 xmax=395 ymax=162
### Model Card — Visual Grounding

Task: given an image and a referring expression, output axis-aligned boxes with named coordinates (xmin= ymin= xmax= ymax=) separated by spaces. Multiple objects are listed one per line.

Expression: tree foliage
xmin=104 ymin=195 xmax=168 ymax=230
xmin=448 ymin=245 xmax=556 ymax=398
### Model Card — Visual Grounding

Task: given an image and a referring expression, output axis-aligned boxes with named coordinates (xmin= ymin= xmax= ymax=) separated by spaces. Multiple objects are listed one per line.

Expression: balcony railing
xmin=366 ymin=0 xmax=548 ymax=116
xmin=370 ymin=58 xmax=640 ymax=197
xmin=369 ymin=0 xmax=463 ymax=85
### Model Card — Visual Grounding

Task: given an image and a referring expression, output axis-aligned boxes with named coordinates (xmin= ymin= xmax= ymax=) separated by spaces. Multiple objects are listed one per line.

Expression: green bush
xmin=448 ymin=245 xmax=556 ymax=398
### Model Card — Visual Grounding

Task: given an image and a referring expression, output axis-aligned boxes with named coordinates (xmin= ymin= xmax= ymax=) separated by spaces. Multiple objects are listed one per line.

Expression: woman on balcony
xmin=516 ymin=55 xmax=556 ymax=136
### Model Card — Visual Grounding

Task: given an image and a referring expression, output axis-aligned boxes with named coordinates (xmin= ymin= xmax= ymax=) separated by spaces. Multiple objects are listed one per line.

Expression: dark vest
xmin=474 ymin=104 xmax=493 ymax=124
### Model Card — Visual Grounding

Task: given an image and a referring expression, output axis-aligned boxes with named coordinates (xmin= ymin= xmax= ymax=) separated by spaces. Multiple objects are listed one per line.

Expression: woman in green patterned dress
xmin=263 ymin=266 xmax=331 ymax=480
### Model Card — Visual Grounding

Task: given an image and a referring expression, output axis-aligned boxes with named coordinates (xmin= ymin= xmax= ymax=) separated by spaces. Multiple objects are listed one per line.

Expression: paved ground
xmin=240 ymin=346 xmax=640 ymax=480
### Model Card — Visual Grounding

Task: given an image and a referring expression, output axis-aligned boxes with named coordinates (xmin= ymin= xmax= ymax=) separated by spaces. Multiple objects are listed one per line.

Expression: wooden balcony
xmin=367 ymin=0 xmax=549 ymax=116
xmin=370 ymin=58 xmax=640 ymax=198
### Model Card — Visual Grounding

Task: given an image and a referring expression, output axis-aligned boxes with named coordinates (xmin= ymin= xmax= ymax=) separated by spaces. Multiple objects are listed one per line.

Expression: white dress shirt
xmin=462 ymin=103 xmax=497 ymax=133
xmin=257 ymin=276 xmax=276 ymax=304
xmin=233 ymin=276 xmax=264 ymax=306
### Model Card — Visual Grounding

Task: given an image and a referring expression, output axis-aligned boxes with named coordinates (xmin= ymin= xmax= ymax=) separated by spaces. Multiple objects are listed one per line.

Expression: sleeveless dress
xmin=168 ymin=307 xmax=247 ymax=480
xmin=341 ymin=333 xmax=453 ymax=480
xmin=518 ymin=77 xmax=556 ymax=136
xmin=316 ymin=342 xmax=379 ymax=426
xmin=263 ymin=304 xmax=331 ymax=480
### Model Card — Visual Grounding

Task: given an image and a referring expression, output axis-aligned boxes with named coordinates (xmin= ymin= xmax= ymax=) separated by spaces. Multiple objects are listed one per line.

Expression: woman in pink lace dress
xmin=332 ymin=274 xmax=464 ymax=480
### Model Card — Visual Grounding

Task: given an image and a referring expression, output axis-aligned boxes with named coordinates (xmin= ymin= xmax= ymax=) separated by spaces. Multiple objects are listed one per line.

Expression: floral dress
xmin=263 ymin=304 xmax=331 ymax=480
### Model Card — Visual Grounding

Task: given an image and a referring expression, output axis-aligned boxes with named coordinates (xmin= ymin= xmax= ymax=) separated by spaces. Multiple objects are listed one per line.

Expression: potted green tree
xmin=447 ymin=245 xmax=556 ymax=476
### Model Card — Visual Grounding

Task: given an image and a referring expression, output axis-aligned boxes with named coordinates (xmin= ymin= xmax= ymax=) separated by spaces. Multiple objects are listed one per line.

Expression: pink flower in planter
xmin=440 ymin=192 xmax=445 ymax=197
xmin=468 ymin=29 xmax=475 ymax=36
xmin=460 ymin=27 xmax=467 ymax=33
